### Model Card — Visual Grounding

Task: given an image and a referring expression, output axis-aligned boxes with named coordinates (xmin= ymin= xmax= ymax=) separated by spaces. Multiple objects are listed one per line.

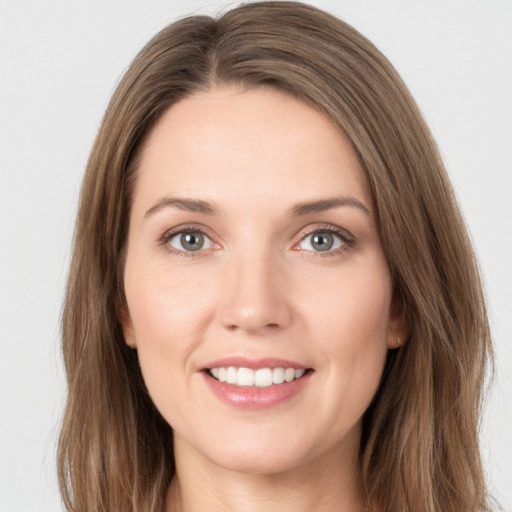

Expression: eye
xmin=167 ymin=230 xmax=214 ymax=252
xmin=298 ymin=229 xmax=348 ymax=252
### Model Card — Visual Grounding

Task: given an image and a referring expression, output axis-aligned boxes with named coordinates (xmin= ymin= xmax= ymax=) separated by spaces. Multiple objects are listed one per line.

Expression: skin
xmin=122 ymin=87 xmax=407 ymax=512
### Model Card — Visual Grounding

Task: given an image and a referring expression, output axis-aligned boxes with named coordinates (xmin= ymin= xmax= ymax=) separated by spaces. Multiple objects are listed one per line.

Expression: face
xmin=122 ymin=87 xmax=406 ymax=475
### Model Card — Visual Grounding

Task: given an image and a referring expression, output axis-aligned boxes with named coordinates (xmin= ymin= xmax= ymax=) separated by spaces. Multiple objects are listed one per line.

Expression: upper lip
xmin=201 ymin=357 xmax=310 ymax=371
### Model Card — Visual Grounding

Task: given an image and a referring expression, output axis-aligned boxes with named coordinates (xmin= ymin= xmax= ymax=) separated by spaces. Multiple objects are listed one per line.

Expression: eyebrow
xmin=290 ymin=196 xmax=370 ymax=217
xmin=144 ymin=197 xmax=218 ymax=218
xmin=144 ymin=195 xmax=370 ymax=219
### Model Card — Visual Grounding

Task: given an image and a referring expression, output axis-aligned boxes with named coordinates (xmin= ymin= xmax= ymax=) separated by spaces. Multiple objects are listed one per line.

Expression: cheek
xmin=304 ymin=260 xmax=392 ymax=344
xmin=125 ymin=257 xmax=215 ymax=344
xmin=304 ymin=265 xmax=391 ymax=413
xmin=123 ymin=260 xmax=216 ymax=417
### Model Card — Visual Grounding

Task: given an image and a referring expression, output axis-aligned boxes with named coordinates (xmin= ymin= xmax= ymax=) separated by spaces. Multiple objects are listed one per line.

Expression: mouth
xmin=200 ymin=357 xmax=314 ymax=409
xmin=206 ymin=366 xmax=312 ymax=388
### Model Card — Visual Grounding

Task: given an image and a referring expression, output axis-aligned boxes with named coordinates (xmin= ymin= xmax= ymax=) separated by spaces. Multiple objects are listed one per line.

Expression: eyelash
xmin=159 ymin=223 xmax=355 ymax=257
xmin=296 ymin=224 xmax=355 ymax=257
xmin=160 ymin=225 xmax=214 ymax=257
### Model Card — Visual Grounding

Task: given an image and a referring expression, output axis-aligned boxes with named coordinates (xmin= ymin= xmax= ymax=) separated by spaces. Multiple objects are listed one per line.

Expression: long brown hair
xmin=57 ymin=2 xmax=494 ymax=511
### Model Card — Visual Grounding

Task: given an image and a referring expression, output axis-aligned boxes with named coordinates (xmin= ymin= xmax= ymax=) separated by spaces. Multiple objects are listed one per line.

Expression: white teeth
xmin=226 ymin=367 xmax=237 ymax=384
xmin=237 ymin=367 xmax=255 ymax=386
xmin=255 ymin=368 xmax=273 ymax=387
xmin=272 ymin=367 xmax=285 ymax=384
xmin=295 ymin=369 xmax=305 ymax=379
xmin=208 ymin=366 xmax=307 ymax=387
xmin=284 ymin=368 xmax=295 ymax=382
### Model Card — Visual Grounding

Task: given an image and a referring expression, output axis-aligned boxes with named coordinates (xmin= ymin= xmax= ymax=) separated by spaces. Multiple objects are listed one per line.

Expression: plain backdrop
xmin=1 ymin=1 xmax=511 ymax=510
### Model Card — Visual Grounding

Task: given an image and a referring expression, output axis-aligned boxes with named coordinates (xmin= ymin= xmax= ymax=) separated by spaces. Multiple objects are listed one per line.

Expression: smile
xmin=201 ymin=357 xmax=313 ymax=410
xmin=209 ymin=367 xmax=306 ymax=387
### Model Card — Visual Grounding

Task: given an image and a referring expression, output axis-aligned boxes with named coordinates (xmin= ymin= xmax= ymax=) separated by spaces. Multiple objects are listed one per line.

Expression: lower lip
xmin=202 ymin=371 xmax=312 ymax=410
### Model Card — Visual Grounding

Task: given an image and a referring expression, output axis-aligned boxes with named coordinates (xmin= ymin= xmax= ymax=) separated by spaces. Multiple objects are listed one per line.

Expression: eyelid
xmin=158 ymin=222 xmax=355 ymax=256
xmin=159 ymin=223 xmax=220 ymax=256
xmin=293 ymin=223 xmax=355 ymax=254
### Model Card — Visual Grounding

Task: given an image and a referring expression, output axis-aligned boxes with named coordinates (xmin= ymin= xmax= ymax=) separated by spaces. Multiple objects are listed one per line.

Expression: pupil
xmin=312 ymin=232 xmax=333 ymax=251
xmin=181 ymin=232 xmax=204 ymax=251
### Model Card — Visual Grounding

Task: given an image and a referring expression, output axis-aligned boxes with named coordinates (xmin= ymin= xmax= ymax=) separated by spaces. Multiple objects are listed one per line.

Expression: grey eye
xmin=181 ymin=233 xmax=204 ymax=251
xmin=169 ymin=232 xmax=213 ymax=252
xmin=299 ymin=231 xmax=344 ymax=252
xmin=311 ymin=232 xmax=334 ymax=251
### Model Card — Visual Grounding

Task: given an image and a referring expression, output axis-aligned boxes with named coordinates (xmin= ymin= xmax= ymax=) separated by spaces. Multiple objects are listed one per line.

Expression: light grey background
xmin=1 ymin=1 xmax=511 ymax=510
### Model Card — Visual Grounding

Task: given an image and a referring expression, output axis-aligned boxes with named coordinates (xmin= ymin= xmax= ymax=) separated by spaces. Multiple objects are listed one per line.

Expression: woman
xmin=57 ymin=2 xmax=494 ymax=511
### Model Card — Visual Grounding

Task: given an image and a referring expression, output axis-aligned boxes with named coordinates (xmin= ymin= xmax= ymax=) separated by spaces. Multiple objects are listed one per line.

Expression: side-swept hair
xmin=58 ymin=2 xmax=493 ymax=511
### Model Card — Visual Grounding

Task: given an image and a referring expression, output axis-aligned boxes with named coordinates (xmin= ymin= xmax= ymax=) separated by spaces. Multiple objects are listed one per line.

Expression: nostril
xmin=219 ymin=290 xmax=293 ymax=334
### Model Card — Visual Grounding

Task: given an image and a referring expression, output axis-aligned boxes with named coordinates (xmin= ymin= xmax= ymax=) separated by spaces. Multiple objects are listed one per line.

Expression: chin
xmin=182 ymin=422 xmax=350 ymax=477
xmin=207 ymin=445 xmax=309 ymax=476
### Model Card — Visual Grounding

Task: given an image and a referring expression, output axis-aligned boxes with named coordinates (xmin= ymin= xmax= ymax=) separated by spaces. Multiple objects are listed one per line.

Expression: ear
xmin=119 ymin=302 xmax=137 ymax=349
xmin=387 ymin=293 xmax=410 ymax=349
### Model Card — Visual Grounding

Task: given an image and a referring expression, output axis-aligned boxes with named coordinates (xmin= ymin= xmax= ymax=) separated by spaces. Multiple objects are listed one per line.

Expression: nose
xmin=218 ymin=250 xmax=293 ymax=335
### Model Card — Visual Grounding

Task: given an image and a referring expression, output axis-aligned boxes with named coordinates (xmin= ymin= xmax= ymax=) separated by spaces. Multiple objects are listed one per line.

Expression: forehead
xmin=133 ymin=87 xmax=372 ymax=217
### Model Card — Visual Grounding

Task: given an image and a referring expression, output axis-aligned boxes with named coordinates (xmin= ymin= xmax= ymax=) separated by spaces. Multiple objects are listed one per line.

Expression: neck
xmin=166 ymin=430 xmax=368 ymax=512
